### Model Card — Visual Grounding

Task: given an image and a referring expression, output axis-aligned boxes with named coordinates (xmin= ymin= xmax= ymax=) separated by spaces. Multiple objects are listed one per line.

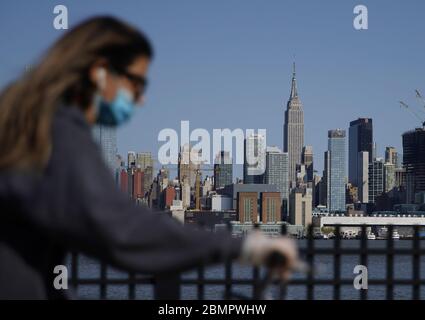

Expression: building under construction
xmin=402 ymin=126 xmax=425 ymax=203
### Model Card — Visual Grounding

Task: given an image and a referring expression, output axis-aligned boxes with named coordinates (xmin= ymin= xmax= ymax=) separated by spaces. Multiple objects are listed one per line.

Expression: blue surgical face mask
xmin=95 ymin=87 xmax=136 ymax=126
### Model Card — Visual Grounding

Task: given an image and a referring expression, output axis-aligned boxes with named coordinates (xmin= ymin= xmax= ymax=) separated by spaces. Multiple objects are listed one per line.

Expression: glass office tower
xmin=327 ymin=129 xmax=346 ymax=212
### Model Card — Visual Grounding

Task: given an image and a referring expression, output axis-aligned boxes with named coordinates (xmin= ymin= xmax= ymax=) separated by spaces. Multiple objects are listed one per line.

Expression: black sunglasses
xmin=111 ymin=68 xmax=148 ymax=100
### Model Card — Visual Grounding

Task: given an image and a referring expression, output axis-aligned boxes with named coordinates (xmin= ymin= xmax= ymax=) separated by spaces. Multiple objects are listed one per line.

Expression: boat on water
xmin=367 ymin=233 xmax=376 ymax=240
xmin=341 ymin=230 xmax=357 ymax=239
xmin=376 ymin=227 xmax=401 ymax=240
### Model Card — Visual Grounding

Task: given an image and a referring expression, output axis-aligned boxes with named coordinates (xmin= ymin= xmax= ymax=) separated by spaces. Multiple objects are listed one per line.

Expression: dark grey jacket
xmin=0 ymin=106 xmax=242 ymax=299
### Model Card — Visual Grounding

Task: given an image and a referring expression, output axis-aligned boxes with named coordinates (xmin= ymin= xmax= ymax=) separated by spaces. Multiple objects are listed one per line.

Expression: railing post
xmin=412 ymin=225 xmax=420 ymax=300
xmin=128 ymin=272 xmax=136 ymax=300
xmin=278 ymin=224 xmax=288 ymax=300
xmin=100 ymin=261 xmax=107 ymax=299
xmin=252 ymin=223 xmax=261 ymax=300
xmin=386 ymin=225 xmax=394 ymax=300
xmin=307 ymin=224 xmax=314 ymax=300
xmin=197 ymin=264 xmax=205 ymax=300
xmin=360 ymin=225 xmax=368 ymax=300
xmin=333 ymin=225 xmax=341 ymax=300
xmin=154 ymin=273 xmax=181 ymax=300
xmin=224 ymin=222 xmax=233 ymax=300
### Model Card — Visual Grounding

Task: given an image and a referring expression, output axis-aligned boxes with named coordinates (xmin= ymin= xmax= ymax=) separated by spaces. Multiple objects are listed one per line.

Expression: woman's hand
xmin=239 ymin=229 xmax=300 ymax=281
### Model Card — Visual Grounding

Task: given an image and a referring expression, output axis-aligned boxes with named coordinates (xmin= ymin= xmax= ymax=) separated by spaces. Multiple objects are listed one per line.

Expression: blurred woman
xmin=0 ymin=16 xmax=298 ymax=299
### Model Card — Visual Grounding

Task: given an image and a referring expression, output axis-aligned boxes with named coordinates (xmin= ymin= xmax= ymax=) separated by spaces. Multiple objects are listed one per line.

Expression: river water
xmin=66 ymin=239 xmax=425 ymax=300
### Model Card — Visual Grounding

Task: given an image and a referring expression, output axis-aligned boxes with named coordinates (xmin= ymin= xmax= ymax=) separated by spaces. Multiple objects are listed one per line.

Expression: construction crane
xmin=415 ymin=89 xmax=425 ymax=108
xmin=399 ymin=98 xmax=425 ymax=128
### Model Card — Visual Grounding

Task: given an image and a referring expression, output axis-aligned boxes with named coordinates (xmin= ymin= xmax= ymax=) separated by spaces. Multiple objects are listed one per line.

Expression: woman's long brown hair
xmin=0 ymin=16 xmax=153 ymax=172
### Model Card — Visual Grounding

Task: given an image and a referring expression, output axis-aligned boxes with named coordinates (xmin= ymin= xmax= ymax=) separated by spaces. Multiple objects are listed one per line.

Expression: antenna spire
xmin=289 ymin=61 xmax=298 ymax=99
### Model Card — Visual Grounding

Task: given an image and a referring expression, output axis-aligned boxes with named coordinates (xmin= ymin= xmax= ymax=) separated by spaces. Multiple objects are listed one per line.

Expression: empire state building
xmin=283 ymin=63 xmax=304 ymax=186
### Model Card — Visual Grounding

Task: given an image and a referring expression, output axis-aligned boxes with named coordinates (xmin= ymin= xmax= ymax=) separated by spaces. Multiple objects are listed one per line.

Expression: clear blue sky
xmin=1 ymin=1 xmax=425 ymax=179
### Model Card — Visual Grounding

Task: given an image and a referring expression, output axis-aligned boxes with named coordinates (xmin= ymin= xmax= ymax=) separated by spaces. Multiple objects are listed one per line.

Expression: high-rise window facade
xmin=349 ymin=118 xmax=373 ymax=186
xmin=328 ymin=129 xmax=346 ymax=212
xmin=92 ymin=125 xmax=117 ymax=174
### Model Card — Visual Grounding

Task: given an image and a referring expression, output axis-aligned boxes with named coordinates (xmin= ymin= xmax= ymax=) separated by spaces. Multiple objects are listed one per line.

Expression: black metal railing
xmin=68 ymin=224 xmax=425 ymax=300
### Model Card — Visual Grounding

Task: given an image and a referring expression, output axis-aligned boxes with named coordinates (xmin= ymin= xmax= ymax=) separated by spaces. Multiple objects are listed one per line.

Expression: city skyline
xmin=1 ymin=1 xmax=425 ymax=179
xmin=116 ymin=68 xmax=420 ymax=185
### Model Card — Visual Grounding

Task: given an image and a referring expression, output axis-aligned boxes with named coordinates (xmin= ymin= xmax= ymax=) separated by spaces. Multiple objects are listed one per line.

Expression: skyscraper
xmin=320 ymin=151 xmax=330 ymax=207
xmin=395 ymin=167 xmax=407 ymax=189
xmin=119 ymin=168 xmax=128 ymax=194
xmin=127 ymin=167 xmax=134 ymax=198
xmin=385 ymin=146 xmax=398 ymax=166
xmin=181 ymin=179 xmax=191 ymax=209
xmin=348 ymin=118 xmax=373 ymax=186
xmin=92 ymin=125 xmax=117 ymax=173
xmin=127 ymin=151 xmax=136 ymax=168
xmin=143 ymin=166 xmax=153 ymax=196
xmin=136 ymin=152 xmax=154 ymax=193
xmin=178 ymin=144 xmax=200 ymax=189
xmin=302 ymin=145 xmax=314 ymax=182
xmin=136 ymin=152 xmax=154 ymax=170
xmin=157 ymin=167 xmax=169 ymax=192
xmin=358 ymin=151 xmax=369 ymax=203
xmin=264 ymin=146 xmax=289 ymax=210
xmin=402 ymin=127 xmax=425 ymax=203
xmin=214 ymin=151 xmax=233 ymax=189
xmin=283 ymin=63 xmax=304 ymax=187
xmin=368 ymin=158 xmax=384 ymax=204
xmin=327 ymin=129 xmax=346 ymax=212
xmin=289 ymin=188 xmax=312 ymax=227
xmin=243 ymin=134 xmax=266 ymax=184
xmin=313 ymin=174 xmax=322 ymax=208
xmin=133 ymin=168 xmax=144 ymax=200
xmin=384 ymin=162 xmax=396 ymax=193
